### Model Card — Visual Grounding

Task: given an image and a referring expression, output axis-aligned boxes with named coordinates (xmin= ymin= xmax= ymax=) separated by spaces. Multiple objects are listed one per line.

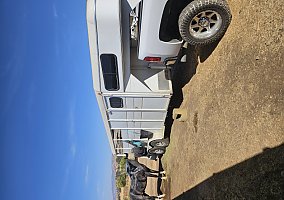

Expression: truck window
xmin=100 ymin=54 xmax=119 ymax=91
xmin=109 ymin=97 xmax=123 ymax=108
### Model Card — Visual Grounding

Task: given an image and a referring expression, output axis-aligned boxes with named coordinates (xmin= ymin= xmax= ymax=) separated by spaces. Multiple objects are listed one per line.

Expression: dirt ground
xmin=160 ymin=0 xmax=284 ymax=199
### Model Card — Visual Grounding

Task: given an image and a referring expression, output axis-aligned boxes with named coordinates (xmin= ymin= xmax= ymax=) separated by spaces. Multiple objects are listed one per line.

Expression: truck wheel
xmin=148 ymin=147 xmax=166 ymax=155
xmin=150 ymin=138 xmax=169 ymax=148
xmin=178 ymin=0 xmax=232 ymax=46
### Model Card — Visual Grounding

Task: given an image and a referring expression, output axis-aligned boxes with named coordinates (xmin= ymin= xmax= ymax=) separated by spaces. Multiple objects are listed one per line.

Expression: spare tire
xmin=179 ymin=0 xmax=232 ymax=46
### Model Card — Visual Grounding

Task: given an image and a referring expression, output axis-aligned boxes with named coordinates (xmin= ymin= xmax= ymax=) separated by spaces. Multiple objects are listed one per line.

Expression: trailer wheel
xmin=148 ymin=147 xmax=166 ymax=155
xmin=178 ymin=0 xmax=232 ymax=46
xmin=150 ymin=138 xmax=169 ymax=148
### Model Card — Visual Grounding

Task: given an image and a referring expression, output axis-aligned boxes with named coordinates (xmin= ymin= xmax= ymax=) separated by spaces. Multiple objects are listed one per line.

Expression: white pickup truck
xmin=86 ymin=0 xmax=231 ymax=157
xmin=131 ymin=0 xmax=231 ymax=62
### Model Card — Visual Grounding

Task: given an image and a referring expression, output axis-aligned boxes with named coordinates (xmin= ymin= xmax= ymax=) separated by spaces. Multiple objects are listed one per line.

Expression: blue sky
xmin=0 ymin=0 xmax=114 ymax=200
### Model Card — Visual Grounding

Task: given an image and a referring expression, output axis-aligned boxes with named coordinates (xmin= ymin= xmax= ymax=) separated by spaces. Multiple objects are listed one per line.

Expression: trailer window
xmin=109 ymin=97 xmax=123 ymax=108
xmin=100 ymin=54 xmax=119 ymax=91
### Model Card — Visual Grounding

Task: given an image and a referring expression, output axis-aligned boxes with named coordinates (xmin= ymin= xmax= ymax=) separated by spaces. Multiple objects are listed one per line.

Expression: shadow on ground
xmin=158 ymin=40 xmax=220 ymax=197
xmin=173 ymin=143 xmax=284 ymax=200
xmin=164 ymin=40 xmax=220 ymax=140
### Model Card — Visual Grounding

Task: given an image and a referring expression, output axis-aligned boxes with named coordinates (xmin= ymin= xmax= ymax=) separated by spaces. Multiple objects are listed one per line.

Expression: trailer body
xmin=86 ymin=0 xmax=174 ymax=155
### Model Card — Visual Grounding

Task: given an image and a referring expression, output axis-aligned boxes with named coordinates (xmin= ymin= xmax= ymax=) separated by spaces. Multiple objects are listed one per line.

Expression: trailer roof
xmin=86 ymin=0 xmax=116 ymax=154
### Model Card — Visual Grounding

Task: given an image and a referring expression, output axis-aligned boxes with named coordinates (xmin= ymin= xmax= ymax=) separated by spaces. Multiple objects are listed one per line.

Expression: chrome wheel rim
xmin=189 ymin=10 xmax=222 ymax=39
xmin=153 ymin=149 xmax=164 ymax=154
xmin=155 ymin=141 xmax=166 ymax=147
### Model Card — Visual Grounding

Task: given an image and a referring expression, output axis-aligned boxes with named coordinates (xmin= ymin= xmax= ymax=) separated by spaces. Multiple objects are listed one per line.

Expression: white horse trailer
xmin=86 ymin=0 xmax=174 ymax=157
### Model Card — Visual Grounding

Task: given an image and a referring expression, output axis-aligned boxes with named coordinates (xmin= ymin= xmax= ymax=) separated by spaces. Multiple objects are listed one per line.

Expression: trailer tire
xmin=179 ymin=0 xmax=232 ymax=46
xmin=148 ymin=147 xmax=166 ymax=155
xmin=150 ymin=138 xmax=169 ymax=148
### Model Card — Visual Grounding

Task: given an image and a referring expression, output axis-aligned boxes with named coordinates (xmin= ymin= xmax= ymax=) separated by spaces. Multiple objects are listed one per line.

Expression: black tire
xmin=179 ymin=0 xmax=232 ymax=46
xmin=149 ymin=138 xmax=169 ymax=148
xmin=148 ymin=147 xmax=166 ymax=155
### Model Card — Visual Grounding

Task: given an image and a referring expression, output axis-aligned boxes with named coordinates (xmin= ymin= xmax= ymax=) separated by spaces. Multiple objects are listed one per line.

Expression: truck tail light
xmin=144 ymin=57 xmax=161 ymax=62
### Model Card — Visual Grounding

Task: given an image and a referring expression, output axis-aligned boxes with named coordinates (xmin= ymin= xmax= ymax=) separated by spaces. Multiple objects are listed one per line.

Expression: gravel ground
xmin=161 ymin=0 xmax=284 ymax=199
